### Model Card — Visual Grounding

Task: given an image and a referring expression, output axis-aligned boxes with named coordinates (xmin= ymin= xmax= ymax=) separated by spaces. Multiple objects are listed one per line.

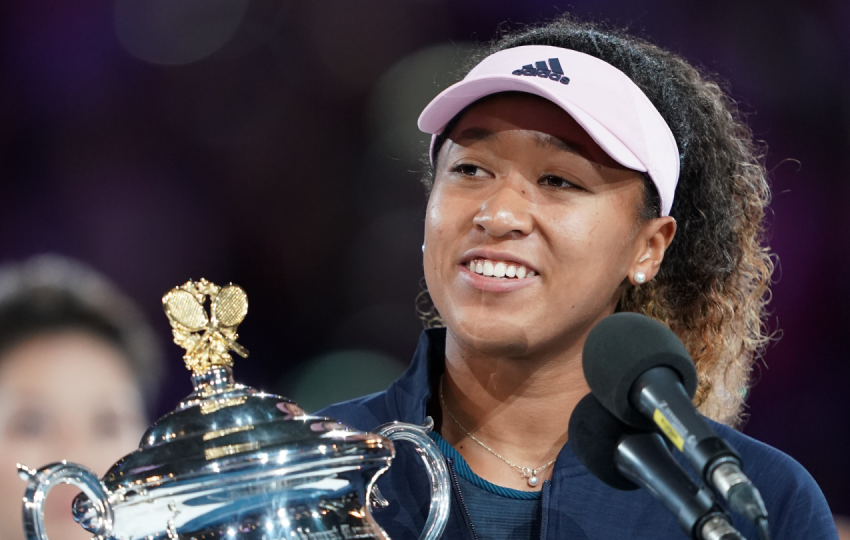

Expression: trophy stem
xmin=191 ymin=366 xmax=236 ymax=395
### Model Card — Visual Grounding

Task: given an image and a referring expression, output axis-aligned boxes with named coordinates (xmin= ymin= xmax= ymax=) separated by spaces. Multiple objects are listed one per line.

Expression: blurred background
xmin=0 ymin=0 xmax=848 ymax=522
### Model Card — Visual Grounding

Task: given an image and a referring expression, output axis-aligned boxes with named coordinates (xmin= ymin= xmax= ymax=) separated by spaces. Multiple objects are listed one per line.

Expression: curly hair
xmin=419 ymin=15 xmax=774 ymax=427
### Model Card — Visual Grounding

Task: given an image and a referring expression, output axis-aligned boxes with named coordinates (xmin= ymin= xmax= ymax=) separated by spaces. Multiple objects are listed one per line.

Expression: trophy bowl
xmin=18 ymin=280 xmax=450 ymax=540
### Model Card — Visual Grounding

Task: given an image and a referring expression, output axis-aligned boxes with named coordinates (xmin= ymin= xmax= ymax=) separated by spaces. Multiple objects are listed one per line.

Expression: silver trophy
xmin=18 ymin=279 xmax=450 ymax=540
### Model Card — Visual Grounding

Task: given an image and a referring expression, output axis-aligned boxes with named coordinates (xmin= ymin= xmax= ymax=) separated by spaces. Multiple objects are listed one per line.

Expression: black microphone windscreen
xmin=568 ymin=393 xmax=639 ymax=491
xmin=582 ymin=313 xmax=698 ymax=428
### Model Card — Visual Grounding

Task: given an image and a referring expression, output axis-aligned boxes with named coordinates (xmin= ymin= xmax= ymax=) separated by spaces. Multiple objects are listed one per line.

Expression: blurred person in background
xmin=321 ymin=14 xmax=837 ymax=540
xmin=837 ymin=518 xmax=850 ymax=540
xmin=0 ymin=255 xmax=162 ymax=540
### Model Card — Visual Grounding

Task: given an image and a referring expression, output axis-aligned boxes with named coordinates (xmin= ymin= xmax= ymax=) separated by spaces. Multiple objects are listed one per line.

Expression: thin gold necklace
xmin=439 ymin=377 xmax=556 ymax=487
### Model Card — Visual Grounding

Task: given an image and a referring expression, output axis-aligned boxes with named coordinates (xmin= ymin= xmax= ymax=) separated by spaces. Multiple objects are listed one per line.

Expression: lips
xmin=456 ymin=251 xmax=540 ymax=293
xmin=465 ymin=258 xmax=536 ymax=279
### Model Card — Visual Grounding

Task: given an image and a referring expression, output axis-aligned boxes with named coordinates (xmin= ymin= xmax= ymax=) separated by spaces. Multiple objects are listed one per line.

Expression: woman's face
xmin=424 ymin=93 xmax=671 ymax=359
xmin=0 ymin=332 xmax=147 ymax=540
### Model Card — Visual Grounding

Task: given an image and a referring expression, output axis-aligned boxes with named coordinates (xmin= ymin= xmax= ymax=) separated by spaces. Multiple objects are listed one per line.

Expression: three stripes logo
xmin=511 ymin=58 xmax=570 ymax=85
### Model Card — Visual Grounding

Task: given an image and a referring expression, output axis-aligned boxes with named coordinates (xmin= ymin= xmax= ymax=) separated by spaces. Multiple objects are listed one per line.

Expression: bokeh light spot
xmin=114 ymin=0 xmax=249 ymax=66
xmin=279 ymin=350 xmax=406 ymax=413
xmin=367 ymin=43 xmax=472 ymax=164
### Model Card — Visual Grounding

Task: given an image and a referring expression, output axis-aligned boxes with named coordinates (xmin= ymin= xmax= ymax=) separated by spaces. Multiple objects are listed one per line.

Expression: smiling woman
xmin=423 ymin=92 xmax=674 ymax=361
xmin=319 ymin=14 xmax=837 ymax=540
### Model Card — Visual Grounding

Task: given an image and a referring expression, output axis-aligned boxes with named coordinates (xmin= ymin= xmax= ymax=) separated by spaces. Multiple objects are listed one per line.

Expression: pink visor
xmin=418 ymin=45 xmax=680 ymax=216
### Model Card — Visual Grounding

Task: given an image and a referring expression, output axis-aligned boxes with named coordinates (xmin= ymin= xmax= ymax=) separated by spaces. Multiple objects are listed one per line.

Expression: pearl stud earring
xmin=422 ymin=244 xmax=425 ymax=253
xmin=634 ymin=272 xmax=646 ymax=284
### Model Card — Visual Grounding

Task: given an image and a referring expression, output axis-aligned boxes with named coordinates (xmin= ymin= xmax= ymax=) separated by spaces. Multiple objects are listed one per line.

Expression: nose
xmin=472 ymin=179 xmax=533 ymax=238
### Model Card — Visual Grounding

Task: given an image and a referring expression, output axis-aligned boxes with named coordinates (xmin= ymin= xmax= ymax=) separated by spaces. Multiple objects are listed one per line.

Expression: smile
xmin=465 ymin=258 xmax=537 ymax=280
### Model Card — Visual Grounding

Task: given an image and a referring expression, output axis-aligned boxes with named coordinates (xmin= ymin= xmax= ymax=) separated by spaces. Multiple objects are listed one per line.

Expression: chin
xmin=449 ymin=315 xmax=534 ymax=358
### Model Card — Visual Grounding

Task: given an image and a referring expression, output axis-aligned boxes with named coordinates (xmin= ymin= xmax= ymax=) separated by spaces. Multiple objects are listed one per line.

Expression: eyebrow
xmin=452 ymin=126 xmax=497 ymax=144
xmin=532 ymin=132 xmax=580 ymax=154
xmin=451 ymin=127 xmax=581 ymax=155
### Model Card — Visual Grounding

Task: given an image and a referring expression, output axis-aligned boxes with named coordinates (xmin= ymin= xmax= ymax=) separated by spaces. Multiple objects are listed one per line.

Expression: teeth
xmin=467 ymin=259 xmax=536 ymax=280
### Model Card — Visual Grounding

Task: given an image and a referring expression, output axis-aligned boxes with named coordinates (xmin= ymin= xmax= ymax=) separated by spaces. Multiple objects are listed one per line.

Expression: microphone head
xmin=582 ymin=312 xmax=698 ymax=428
xmin=568 ymin=393 xmax=640 ymax=491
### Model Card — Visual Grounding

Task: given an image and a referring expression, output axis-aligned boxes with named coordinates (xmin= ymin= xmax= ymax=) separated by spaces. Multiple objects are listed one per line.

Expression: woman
xmin=0 ymin=255 xmax=162 ymax=540
xmin=321 ymin=15 xmax=836 ymax=540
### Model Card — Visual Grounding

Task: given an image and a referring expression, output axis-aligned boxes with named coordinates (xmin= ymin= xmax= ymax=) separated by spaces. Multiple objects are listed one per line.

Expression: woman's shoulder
xmin=710 ymin=420 xmax=813 ymax=486
xmin=708 ymin=420 xmax=837 ymax=538
xmin=315 ymin=390 xmax=393 ymax=433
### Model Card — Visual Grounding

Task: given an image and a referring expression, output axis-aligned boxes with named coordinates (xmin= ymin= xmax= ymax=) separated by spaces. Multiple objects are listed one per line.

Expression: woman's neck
xmin=438 ymin=328 xmax=590 ymax=491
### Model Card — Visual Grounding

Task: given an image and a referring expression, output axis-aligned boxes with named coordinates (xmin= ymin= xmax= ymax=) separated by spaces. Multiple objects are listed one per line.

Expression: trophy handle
xmin=17 ymin=462 xmax=114 ymax=540
xmin=373 ymin=418 xmax=451 ymax=540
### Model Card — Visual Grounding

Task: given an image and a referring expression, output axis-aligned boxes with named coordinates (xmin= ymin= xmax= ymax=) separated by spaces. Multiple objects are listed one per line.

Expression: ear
xmin=628 ymin=217 xmax=677 ymax=285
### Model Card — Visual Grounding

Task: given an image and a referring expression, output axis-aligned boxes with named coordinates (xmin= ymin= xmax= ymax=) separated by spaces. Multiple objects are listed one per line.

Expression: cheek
xmin=423 ymin=185 xmax=464 ymax=273
xmin=423 ymin=193 xmax=444 ymax=250
xmin=543 ymin=207 xmax=635 ymax=282
xmin=0 ymin=427 xmax=60 ymax=485
xmin=546 ymin=210 xmax=599 ymax=261
xmin=423 ymin=184 xmax=476 ymax=315
xmin=0 ymin=462 xmax=21 ymax=540
xmin=423 ymin=193 xmax=447 ymax=299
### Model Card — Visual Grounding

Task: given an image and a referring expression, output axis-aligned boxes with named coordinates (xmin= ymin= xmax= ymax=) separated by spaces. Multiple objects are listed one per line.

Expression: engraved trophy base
xmin=168 ymin=492 xmax=379 ymax=540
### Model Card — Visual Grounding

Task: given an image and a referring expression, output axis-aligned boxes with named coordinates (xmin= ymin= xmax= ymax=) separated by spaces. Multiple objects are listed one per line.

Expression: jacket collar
xmin=383 ymin=327 xmax=446 ymax=425
xmin=384 ymin=327 xmax=587 ymax=480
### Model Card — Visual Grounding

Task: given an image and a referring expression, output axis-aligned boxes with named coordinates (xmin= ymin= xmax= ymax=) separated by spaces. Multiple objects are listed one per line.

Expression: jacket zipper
xmin=446 ymin=458 xmax=480 ymax=540
xmin=539 ymin=480 xmax=551 ymax=540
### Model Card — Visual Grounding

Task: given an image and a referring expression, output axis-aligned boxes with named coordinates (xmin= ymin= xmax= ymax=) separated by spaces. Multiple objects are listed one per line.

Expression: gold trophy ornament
xmin=163 ymin=278 xmax=249 ymax=374
xmin=19 ymin=279 xmax=450 ymax=540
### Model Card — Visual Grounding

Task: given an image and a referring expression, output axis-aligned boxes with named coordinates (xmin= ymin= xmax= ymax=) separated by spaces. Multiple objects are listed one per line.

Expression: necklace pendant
xmin=527 ymin=475 xmax=539 ymax=487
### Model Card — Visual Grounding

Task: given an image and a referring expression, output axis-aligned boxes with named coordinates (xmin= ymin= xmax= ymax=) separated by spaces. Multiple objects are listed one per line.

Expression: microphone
xmin=582 ymin=313 xmax=770 ymax=540
xmin=569 ymin=393 xmax=745 ymax=540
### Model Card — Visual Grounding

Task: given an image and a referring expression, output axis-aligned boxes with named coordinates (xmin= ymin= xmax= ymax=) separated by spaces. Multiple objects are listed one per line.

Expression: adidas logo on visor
xmin=511 ymin=59 xmax=570 ymax=84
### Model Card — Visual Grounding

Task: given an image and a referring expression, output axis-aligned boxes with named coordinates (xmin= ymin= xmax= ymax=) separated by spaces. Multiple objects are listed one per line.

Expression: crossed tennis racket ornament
xmin=162 ymin=278 xmax=249 ymax=374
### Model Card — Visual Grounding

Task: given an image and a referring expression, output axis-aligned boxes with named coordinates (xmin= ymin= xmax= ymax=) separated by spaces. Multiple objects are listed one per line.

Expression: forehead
xmin=0 ymin=332 xmax=132 ymax=387
xmin=443 ymin=92 xmax=623 ymax=169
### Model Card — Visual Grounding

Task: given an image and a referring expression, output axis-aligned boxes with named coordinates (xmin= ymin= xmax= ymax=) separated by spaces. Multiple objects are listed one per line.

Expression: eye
xmin=450 ymin=163 xmax=489 ymax=178
xmin=93 ymin=410 xmax=123 ymax=438
xmin=539 ymin=174 xmax=579 ymax=189
xmin=8 ymin=409 xmax=49 ymax=438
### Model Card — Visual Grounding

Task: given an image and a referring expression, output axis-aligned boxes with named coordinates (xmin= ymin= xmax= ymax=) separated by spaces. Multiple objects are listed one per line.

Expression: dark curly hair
xmin=419 ymin=15 xmax=774 ymax=427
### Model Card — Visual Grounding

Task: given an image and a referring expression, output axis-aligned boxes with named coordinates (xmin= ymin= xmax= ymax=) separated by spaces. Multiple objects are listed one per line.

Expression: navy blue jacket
xmin=319 ymin=329 xmax=837 ymax=540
